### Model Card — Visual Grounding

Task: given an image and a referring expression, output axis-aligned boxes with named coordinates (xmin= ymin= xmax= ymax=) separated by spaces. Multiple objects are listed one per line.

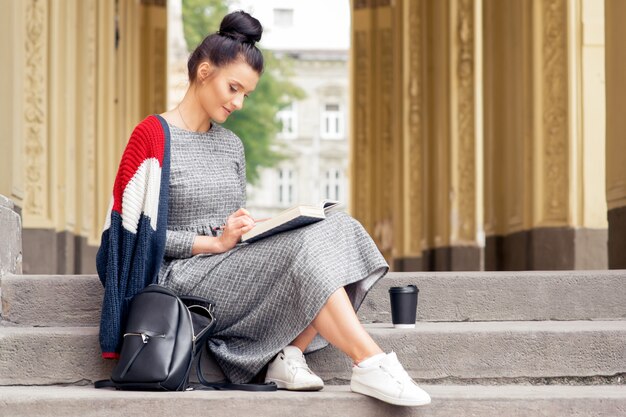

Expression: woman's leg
xmin=290 ymin=324 xmax=318 ymax=352
xmin=294 ymin=286 xmax=383 ymax=364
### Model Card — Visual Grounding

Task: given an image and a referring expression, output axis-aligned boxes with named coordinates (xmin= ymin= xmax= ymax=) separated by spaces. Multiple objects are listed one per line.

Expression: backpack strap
xmin=194 ymin=345 xmax=277 ymax=392
xmin=94 ymin=379 xmax=116 ymax=389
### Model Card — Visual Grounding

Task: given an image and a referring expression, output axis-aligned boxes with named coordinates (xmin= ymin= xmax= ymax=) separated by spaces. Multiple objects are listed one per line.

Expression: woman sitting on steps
xmin=101 ymin=10 xmax=431 ymax=407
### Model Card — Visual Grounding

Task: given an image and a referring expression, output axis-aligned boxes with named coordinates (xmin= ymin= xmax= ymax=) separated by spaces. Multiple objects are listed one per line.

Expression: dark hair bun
xmin=187 ymin=10 xmax=264 ymax=80
xmin=219 ymin=10 xmax=262 ymax=45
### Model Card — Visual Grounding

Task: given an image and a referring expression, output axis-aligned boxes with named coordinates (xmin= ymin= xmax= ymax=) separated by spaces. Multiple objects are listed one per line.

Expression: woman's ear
xmin=197 ymin=62 xmax=213 ymax=83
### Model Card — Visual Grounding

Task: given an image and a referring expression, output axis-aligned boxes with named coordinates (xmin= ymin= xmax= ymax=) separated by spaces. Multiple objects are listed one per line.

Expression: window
xmin=278 ymin=168 xmax=295 ymax=205
xmin=320 ymin=103 xmax=344 ymax=139
xmin=273 ymin=8 xmax=294 ymax=27
xmin=324 ymin=168 xmax=342 ymax=201
xmin=277 ymin=102 xmax=297 ymax=139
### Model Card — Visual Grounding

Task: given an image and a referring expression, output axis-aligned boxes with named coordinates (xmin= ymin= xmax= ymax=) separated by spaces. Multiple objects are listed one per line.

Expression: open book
xmin=242 ymin=200 xmax=341 ymax=243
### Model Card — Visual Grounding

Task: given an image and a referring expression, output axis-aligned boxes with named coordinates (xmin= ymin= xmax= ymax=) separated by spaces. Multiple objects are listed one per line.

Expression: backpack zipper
xmin=123 ymin=332 xmax=165 ymax=344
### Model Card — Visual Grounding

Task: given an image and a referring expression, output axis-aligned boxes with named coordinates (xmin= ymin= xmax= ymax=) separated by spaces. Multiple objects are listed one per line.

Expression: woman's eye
xmin=230 ymin=85 xmax=238 ymax=93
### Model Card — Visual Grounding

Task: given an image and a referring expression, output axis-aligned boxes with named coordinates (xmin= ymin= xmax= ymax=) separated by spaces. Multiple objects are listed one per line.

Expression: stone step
xmin=359 ymin=270 xmax=626 ymax=323
xmin=2 ymin=270 xmax=626 ymax=327
xmin=1 ymin=385 xmax=625 ymax=417
xmin=1 ymin=321 xmax=624 ymax=386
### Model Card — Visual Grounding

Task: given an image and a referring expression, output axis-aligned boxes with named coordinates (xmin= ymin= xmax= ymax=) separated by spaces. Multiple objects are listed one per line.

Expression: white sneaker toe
xmin=350 ymin=352 xmax=431 ymax=407
xmin=265 ymin=347 xmax=324 ymax=391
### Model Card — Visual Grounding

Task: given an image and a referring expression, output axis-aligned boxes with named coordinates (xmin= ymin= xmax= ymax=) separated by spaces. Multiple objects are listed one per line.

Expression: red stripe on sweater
xmin=112 ymin=115 xmax=165 ymax=214
xmin=102 ymin=352 xmax=121 ymax=360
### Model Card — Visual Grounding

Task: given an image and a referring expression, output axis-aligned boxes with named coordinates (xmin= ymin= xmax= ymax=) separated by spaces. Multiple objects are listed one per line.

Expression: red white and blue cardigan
xmin=96 ymin=115 xmax=170 ymax=358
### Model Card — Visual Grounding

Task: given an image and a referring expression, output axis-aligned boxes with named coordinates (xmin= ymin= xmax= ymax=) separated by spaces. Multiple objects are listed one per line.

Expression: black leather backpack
xmin=95 ymin=284 xmax=276 ymax=392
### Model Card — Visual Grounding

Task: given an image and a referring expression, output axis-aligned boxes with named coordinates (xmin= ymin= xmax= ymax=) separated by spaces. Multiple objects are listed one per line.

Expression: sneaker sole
xmin=265 ymin=378 xmax=324 ymax=391
xmin=350 ymin=380 xmax=431 ymax=407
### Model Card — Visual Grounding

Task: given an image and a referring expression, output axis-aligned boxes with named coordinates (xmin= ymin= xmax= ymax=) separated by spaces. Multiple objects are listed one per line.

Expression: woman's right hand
xmin=217 ymin=208 xmax=256 ymax=252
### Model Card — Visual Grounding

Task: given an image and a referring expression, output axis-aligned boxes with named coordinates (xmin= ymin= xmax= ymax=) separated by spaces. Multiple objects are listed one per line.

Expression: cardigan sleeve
xmin=164 ymin=229 xmax=196 ymax=258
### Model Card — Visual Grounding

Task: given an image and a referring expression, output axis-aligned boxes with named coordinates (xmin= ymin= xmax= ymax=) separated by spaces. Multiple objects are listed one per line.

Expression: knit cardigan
xmin=96 ymin=115 xmax=170 ymax=358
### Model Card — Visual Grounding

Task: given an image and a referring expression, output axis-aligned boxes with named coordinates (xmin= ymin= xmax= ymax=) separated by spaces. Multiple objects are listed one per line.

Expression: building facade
xmin=0 ymin=0 xmax=167 ymax=273
xmin=350 ymin=0 xmax=626 ymax=271
xmin=246 ymin=50 xmax=350 ymax=218
xmin=235 ymin=1 xmax=352 ymax=218
xmin=2 ymin=0 xmax=626 ymax=273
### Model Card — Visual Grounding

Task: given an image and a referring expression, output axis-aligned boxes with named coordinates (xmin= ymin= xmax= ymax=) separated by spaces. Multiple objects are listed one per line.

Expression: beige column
xmin=0 ymin=0 xmax=27 ymax=207
xmin=605 ymin=0 xmax=626 ymax=268
xmin=49 ymin=0 xmax=79 ymax=272
xmin=96 ymin=0 xmax=119 ymax=251
xmin=483 ymin=0 xmax=535 ymax=269
xmin=371 ymin=2 xmax=402 ymax=263
xmin=483 ymin=0 xmax=607 ymax=270
xmin=141 ymin=3 xmax=168 ymax=117
xmin=422 ymin=0 xmax=484 ymax=270
xmin=76 ymin=0 xmax=99 ymax=248
xmin=399 ymin=0 xmax=426 ymax=270
xmin=350 ymin=2 xmax=375 ymax=233
xmin=19 ymin=0 xmax=51 ymax=229
xmin=351 ymin=1 xmax=406 ymax=267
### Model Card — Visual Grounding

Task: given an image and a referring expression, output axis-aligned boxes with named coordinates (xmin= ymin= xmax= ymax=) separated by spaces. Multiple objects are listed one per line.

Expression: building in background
xmin=233 ymin=0 xmax=351 ymax=218
xmin=4 ymin=0 xmax=626 ymax=273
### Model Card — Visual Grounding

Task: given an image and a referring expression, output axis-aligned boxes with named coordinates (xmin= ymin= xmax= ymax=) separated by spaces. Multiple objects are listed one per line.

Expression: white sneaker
xmin=265 ymin=346 xmax=324 ymax=391
xmin=350 ymin=352 xmax=431 ymax=406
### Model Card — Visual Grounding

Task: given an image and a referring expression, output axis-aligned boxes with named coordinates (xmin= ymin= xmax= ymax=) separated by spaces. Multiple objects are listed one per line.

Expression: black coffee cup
xmin=389 ymin=285 xmax=418 ymax=328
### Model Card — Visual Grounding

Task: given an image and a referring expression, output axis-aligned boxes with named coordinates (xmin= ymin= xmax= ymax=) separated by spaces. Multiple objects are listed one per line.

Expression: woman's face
xmin=195 ymin=60 xmax=260 ymax=123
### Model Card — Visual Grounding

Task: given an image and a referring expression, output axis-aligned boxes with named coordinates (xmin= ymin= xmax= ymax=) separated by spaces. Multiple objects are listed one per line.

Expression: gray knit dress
xmin=158 ymin=123 xmax=388 ymax=384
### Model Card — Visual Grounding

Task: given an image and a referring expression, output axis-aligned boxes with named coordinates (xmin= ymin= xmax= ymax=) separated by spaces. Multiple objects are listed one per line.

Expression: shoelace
xmin=380 ymin=361 xmax=414 ymax=388
xmin=286 ymin=355 xmax=314 ymax=374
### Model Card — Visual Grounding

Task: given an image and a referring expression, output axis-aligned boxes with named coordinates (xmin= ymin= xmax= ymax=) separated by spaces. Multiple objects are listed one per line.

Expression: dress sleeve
xmin=164 ymin=229 xmax=196 ymax=258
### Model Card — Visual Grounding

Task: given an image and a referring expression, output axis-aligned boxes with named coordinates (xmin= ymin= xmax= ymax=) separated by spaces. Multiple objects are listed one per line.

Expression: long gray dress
xmin=158 ymin=123 xmax=388 ymax=384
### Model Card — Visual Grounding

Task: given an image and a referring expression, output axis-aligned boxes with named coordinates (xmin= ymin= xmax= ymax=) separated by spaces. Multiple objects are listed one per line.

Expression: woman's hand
xmin=217 ymin=208 xmax=256 ymax=252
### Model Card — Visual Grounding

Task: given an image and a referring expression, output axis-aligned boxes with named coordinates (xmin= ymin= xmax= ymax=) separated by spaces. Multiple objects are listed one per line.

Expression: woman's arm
xmin=166 ymin=230 xmax=228 ymax=257
xmin=191 ymin=235 xmax=226 ymax=256
xmin=165 ymin=230 xmax=197 ymax=258
xmin=168 ymin=208 xmax=256 ymax=257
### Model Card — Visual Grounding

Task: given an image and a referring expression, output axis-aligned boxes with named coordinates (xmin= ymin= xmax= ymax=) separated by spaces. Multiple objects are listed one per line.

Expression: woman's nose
xmin=232 ymin=94 xmax=244 ymax=110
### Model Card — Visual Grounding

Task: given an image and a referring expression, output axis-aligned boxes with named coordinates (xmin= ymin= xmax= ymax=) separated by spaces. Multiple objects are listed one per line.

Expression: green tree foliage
xmin=182 ymin=0 xmax=227 ymax=50
xmin=181 ymin=0 xmax=304 ymax=184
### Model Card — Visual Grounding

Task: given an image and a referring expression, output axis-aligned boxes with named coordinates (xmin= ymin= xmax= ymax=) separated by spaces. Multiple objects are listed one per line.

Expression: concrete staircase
xmin=1 ymin=271 xmax=626 ymax=416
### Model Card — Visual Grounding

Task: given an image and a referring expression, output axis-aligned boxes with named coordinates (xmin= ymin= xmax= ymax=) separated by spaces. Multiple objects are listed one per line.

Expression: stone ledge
xmin=4 ymin=270 xmax=626 ymax=327
xmin=2 ymin=321 xmax=625 ymax=385
xmin=0 ymin=385 xmax=625 ymax=417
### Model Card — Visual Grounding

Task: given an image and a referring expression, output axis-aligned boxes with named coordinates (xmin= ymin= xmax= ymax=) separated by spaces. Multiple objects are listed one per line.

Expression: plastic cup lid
xmin=388 ymin=285 xmax=418 ymax=294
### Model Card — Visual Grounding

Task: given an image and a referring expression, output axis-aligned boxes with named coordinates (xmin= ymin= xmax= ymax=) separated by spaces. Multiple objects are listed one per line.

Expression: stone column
xmin=605 ymin=0 xmax=626 ymax=268
xmin=351 ymin=1 xmax=406 ymax=266
xmin=398 ymin=0 xmax=426 ymax=271
xmin=351 ymin=2 xmax=375 ymax=234
xmin=422 ymin=0 xmax=484 ymax=270
xmin=483 ymin=0 xmax=607 ymax=270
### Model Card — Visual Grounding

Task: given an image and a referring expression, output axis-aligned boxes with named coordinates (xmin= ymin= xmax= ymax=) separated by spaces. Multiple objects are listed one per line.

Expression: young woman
xmin=157 ymin=11 xmax=430 ymax=407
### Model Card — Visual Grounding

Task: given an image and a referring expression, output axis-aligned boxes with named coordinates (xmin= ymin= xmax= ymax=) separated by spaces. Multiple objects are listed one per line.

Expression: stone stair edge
xmin=2 ymin=320 xmax=625 ymax=385
xmin=1 ymin=385 xmax=625 ymax=417
xmin=2 ymin=319 xmax=624 ymax=332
